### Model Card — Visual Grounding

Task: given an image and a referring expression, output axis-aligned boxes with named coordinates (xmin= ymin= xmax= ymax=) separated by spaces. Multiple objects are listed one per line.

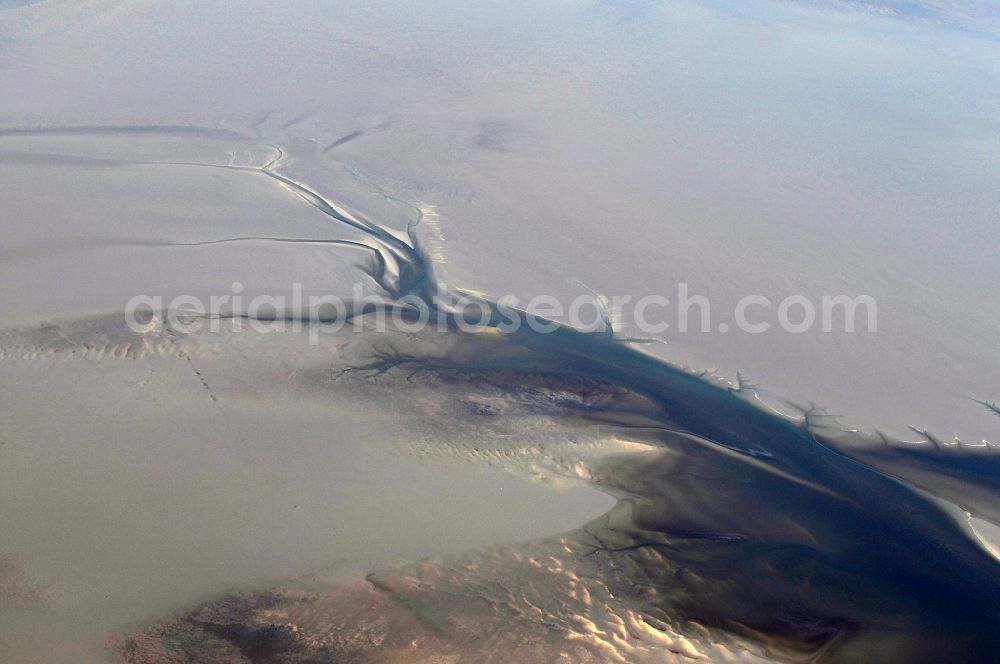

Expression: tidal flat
xmin=2 ymin=0 xmax=1000 ymax=662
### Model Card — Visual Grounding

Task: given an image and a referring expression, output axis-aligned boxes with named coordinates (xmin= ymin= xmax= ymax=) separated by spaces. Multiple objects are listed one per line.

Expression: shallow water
xmin=0 ymin=318 xmax=617 ymax=662
xmin=2 ymin=1 xmax=999 ymax=662
xmin=1 ymin=127 xmax=997 ymax=661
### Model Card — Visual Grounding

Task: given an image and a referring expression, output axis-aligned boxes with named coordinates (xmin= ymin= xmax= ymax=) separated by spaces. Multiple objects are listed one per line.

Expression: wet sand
xmin=2 ymin=0 xmax=999 ymax=662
